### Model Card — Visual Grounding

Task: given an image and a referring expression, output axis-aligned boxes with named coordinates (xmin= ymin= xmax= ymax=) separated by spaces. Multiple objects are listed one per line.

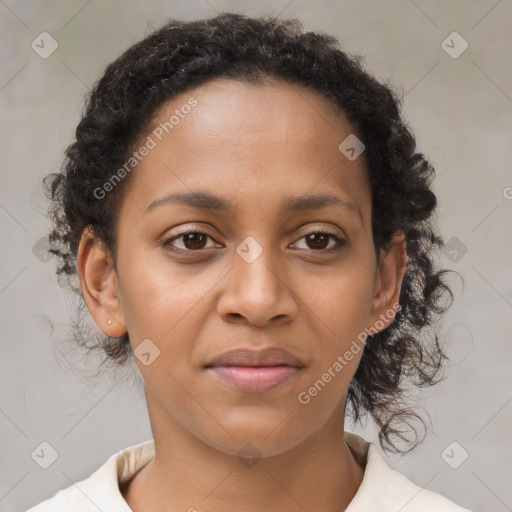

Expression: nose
xmin=216 ymin=241 xmax=299 ymax=327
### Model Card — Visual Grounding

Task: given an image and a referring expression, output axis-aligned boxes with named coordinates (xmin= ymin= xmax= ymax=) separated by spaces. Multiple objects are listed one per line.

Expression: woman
xmin=27 ymin=12 xmax=472 ymax=512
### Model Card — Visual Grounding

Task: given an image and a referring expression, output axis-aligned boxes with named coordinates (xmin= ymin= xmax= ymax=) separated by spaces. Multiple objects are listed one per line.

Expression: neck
xmin=123 ymin=391 xmax=365 ymax=512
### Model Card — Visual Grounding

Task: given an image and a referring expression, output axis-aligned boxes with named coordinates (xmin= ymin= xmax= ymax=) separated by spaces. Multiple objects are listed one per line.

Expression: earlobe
xmin=368 ymin=231 xmax=408 ymax=332
xmin=76 ymin=227 xmax=127 ymax=337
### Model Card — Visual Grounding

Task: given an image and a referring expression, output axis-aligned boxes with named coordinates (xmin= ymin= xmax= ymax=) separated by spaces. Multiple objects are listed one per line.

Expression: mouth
xmin=204 ymin=347 xmax=305 ymax=394
xmin=206 ymin=365 xmax=303 ymax=393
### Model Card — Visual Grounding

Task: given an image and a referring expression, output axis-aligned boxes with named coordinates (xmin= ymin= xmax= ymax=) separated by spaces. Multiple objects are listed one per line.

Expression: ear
xmin=76 ymin=227 xmax=127 ymax=337
xmin=368 ymin=230 xmax=408 ymax=332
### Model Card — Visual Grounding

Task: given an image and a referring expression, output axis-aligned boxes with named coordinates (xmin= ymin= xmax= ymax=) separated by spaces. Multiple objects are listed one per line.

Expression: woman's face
xmin=80 ymin=78 xmax=406 ymax=457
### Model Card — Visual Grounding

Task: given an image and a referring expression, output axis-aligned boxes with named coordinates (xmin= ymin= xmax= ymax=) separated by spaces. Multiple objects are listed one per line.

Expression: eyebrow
xmin=145 ymin=190 xmax=362 ymax=221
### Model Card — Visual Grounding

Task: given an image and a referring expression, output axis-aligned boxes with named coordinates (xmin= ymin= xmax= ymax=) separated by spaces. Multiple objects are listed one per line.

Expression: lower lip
xmin=207 ymin=365 xmax=302 ymax=393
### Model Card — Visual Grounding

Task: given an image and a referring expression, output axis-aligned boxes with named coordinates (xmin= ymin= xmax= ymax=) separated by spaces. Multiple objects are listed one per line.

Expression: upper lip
xmin=205 ymin=347 xmax=305 ymax=368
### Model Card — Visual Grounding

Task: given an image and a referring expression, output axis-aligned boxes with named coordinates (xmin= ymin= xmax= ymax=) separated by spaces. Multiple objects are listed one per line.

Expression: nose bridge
xmin=217 ymin=233 xmax=297 ymax=324
xmin=234 ymin=234 xmax=284 ymax=299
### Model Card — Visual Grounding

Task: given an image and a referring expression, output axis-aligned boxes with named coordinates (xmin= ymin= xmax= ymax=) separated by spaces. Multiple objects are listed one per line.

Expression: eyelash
xmin=162 ymin=230 xmax=348 ymax=255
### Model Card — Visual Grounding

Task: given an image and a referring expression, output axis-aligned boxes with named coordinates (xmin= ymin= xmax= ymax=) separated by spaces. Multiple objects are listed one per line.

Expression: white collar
xmin=26 ymin=433 xmax=470 ymax=511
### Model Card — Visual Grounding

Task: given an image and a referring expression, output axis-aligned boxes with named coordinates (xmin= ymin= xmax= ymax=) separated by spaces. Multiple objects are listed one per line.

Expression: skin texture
xmin=77 ymin=78 xmax=408 ymax=512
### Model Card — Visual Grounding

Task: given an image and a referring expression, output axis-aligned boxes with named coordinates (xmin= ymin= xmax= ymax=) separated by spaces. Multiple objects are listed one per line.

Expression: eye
xmin=163 ymin=231 xmax=219 ymax=252
xmin=291 ymin=231 xmax=347 ymax=253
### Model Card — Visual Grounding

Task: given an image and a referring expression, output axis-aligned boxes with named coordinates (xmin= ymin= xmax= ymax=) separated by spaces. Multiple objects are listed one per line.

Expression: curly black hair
xmin=44 ymin=12 xmax=457 ymax=454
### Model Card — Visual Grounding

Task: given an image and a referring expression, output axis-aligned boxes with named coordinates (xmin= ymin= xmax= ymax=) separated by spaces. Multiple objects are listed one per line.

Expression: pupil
xmin=185 ymin=233 xmax=206 ymax=249
xmin=308 ymin=233 xmax=328 ymax=249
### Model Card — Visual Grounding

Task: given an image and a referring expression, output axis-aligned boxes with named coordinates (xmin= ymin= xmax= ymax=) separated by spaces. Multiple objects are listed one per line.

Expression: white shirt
xmin=26 ymin=432 xmax=472 ymax=511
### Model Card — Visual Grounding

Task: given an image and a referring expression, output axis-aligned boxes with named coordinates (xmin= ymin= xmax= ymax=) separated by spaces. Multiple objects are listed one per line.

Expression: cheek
xmin=116 ymin=245 xmax=213 ymax=341
xmin=298 ymin=262 xmax=374 ymax=396
xmin=311 ymin=265 xmax=375 ymax=345
xmin=116 ymin=250 xmax=218 ymax=414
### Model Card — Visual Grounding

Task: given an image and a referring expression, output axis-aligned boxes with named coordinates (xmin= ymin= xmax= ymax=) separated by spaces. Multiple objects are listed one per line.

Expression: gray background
xmin=1 ymin=1 xmax=511 ymax=511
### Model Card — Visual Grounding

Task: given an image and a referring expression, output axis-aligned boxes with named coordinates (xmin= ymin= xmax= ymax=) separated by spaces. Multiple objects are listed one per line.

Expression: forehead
xmin=122 ymin=78 xmax=370 ymax=221
xmin=149 ymin=77 xmax=354 ymax=152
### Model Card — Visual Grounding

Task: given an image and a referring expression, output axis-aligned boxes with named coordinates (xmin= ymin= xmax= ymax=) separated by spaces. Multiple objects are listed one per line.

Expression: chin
xmin=192 ymin=414 xmax=313 ymax=459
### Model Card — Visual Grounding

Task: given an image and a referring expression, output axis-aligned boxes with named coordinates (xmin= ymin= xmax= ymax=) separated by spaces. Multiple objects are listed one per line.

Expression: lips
xmin=205 ymin=347 xmax=305 ymax=393
xmin=205 ymin=347 xmax=305 ymax=369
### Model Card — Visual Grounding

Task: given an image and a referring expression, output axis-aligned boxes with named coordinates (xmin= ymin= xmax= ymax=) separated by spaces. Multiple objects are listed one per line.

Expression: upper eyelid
xmin=166 ymin=222 xmax=346 ymax=239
